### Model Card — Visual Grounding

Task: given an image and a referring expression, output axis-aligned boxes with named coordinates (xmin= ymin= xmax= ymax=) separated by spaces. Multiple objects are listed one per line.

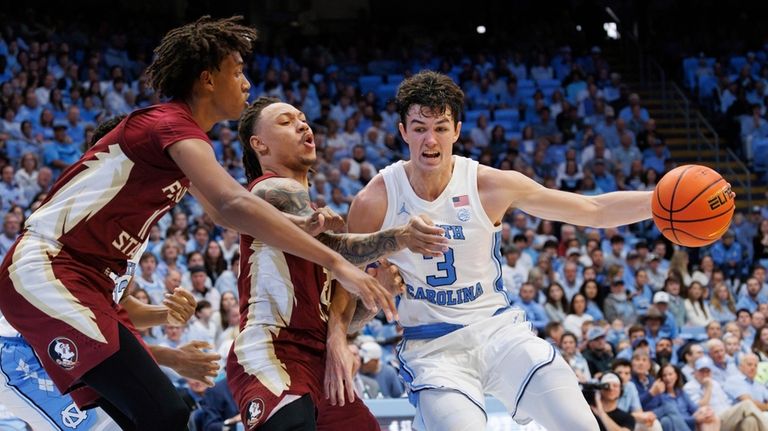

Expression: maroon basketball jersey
xmin=234 ymin=173 xmax=332 ymax=353
xmin=24 ymin=101 xmax=211 ymax=276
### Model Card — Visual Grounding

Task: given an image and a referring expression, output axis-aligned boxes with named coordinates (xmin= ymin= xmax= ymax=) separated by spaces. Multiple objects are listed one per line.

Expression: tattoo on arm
xmin=252 ymin=178 xmax=314 ymax=216
xmin=348 ymin=298 xmax=380 ymax=334
xmin=317 ymin=230 xmax=400 ymax=266
xmin=252 ymin=178 xmax=402 ymax=264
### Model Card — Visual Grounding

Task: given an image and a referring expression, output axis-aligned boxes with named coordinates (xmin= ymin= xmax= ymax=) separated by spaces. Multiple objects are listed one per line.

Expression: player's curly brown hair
xmin=146 ymin=16 xmax=258 ymax=100
xmin=396 ymin=70 xmax=464 ymax=129
xmin=239 ymin=97 xmax=281 ymax=183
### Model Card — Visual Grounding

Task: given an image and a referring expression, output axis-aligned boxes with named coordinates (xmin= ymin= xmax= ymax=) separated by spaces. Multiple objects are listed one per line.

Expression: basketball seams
xmin=659 ymin=227 xmax=717 ymax=245
xmin=668 ymin=165 xmax=693 ymax=244
xmin=651 ymin=203 xmax=734 ymax=223
xmin=668 ymin=177 xmax=726 ymax=214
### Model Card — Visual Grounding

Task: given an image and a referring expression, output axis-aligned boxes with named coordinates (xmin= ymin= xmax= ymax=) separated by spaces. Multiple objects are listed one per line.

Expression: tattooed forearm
xmin=348 ymin=298 xmax=379 ymax=334
xmin=251 ymin=178 xmax=314 ymax=216
xmin=317 ymin=228 xmax=402 ymax=266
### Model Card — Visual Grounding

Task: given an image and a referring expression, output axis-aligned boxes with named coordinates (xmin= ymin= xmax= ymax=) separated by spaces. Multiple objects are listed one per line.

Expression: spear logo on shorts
xmin=48 ymin=337 xmax=78 ymax=370
xmin=246 ymin=398 xmax=265 ymax=428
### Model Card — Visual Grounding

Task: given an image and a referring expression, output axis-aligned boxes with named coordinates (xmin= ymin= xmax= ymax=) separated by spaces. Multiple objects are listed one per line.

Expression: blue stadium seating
xmin=359 ymin=75 xmax=383 ymax=95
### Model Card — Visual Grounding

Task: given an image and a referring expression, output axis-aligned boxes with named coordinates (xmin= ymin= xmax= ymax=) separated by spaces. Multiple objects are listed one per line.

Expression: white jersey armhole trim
xmin=463 ymin=158 xmax=500 ymax=231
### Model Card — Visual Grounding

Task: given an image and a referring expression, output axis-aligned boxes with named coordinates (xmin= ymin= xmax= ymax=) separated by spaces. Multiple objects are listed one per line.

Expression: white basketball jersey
xmin=380 ymin=156 xmax=509 ymax=329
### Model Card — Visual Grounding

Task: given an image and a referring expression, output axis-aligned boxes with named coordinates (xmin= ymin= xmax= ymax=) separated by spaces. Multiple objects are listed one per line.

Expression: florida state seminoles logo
xmin=48 ymin=337 xmax=78 ymax=370
xmin=245 ymin=398 xmax=265 ymax=428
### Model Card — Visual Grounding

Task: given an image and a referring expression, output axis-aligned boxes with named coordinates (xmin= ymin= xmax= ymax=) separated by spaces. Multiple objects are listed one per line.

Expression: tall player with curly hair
xmin=0 ymin=17 xmax=394 ymax=430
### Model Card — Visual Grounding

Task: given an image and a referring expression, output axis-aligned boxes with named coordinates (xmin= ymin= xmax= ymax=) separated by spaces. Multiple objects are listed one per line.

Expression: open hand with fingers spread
xmin=173 ymin=341 xmax=221 ymax=387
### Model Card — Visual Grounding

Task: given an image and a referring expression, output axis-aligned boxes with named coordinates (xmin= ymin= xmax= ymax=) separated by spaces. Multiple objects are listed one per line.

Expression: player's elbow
xmin=579 ymin=197 xmax=611 ymax=228
xmin=217 ymin=190 xmax=252 ymax=223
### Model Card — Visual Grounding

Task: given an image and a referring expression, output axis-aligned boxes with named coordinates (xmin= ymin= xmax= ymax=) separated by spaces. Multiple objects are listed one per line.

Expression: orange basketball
xmin=651 ymin=165 xmax=734 ymax=247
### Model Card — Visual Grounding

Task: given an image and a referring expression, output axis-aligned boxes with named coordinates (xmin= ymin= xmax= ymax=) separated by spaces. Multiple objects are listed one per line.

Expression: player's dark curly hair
xmin=396 ymin=70 xmax=464 ymax=129
xmin=239 ymin=96 xmax=281 ymax=183
xmin=146 ymin=16 xmax=258 ymax=100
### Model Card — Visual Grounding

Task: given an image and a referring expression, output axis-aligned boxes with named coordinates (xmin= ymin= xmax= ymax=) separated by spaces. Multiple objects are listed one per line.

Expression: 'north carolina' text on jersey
xmin=24 ymin=101 xmax=210 ymax=275
xmin=380 ymin=156 xmax=508 ymax=328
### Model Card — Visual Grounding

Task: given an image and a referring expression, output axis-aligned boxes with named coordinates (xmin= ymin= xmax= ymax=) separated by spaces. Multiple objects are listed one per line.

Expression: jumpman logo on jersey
xmin=398 ymin=202 xmax=410 ymax=216
xmin=16 ymin=358 xmax=55 ymax=392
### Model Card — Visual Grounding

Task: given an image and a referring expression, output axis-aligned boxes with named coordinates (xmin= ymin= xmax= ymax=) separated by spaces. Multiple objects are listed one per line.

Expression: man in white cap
xmin=651 ymin=291 xmax=679 ymax=340
xmin=591 ymin=372 xmax=635 ymax=431
xmin=685 ymin=356 xmax=768 ymax=431
xmin=359 ymin=341 xmax=403 ymax=399
xmin=645 ymin=254 xmax=667 ymax=292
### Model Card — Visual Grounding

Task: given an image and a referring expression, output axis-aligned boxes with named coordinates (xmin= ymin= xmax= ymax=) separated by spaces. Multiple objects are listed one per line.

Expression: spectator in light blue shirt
xmin=43 ymin=124 xmax=83 ymax=179
xmin=0 ymin=165 xmax=23 ymax=214
xmin=707 ymin=338 xmax=741 ymax=387
xmin=724 ymin=353 xmax=768 ymax=410
xmin=711 ymin=231 xmax=746 ymax=282
xmin=515 ymin=282 xmax=549 ymax=334
xmin=736 ymin=277 xmax=767 ymax=313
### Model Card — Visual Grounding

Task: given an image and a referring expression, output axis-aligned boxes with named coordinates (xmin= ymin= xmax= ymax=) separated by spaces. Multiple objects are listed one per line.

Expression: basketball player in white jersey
xmin=326 ymin=71 xmax=656 ymax=431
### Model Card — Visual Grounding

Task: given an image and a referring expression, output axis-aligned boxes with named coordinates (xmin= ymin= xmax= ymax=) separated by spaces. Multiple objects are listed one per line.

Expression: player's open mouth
xmin=422 ymin=151 xmax=440 ymax=158
xmin=303 ymin=134 xmax=315 ymax=147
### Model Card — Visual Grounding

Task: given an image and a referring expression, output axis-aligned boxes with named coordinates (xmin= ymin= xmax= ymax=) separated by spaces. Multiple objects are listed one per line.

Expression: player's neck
xmin=263 ymin=165 xmax=310 ymax=189
xmin=404 ymin=158 xmax=454 ymax=201
xmin=184 ymin=97 xmax=222 ymax=132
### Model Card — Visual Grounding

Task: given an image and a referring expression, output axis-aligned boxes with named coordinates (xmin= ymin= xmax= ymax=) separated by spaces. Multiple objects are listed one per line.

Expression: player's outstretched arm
xmin=480 ymin=166 xmax=653 ymax=228
xmin=149 ymin=341 xmax=221 ymax=387
xmin=120 ymin=287 xmax=197 ymax=329
xmin=250 ymin=177 xmax=447 ymax=265
xmin=168 ymin=139 xmax=396 ymax=319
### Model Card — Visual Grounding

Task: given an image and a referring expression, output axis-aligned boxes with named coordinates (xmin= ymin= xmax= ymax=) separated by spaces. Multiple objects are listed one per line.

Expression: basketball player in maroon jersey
xmin=227 ymin=97 xmax=447 ymax=430
xmin=0 ymin=17 xmax=395 ymax=430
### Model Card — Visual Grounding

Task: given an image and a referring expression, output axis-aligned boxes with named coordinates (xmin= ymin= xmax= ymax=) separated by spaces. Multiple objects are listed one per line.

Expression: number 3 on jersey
xmin=424 ymin=247 xmax=456 ymax=287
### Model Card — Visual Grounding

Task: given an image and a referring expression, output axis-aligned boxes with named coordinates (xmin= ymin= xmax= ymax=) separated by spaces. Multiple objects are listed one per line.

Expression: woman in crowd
xmin=564 ymin=293 xmax=595 ymax=339
xmin=581 ymin=279 xmax=606 ymax=321
xmin=559 ymin=331 xmax=591 ymax=383
xmin=544 ymin=282 xmax=569 ymax=323
xmin=709 ymin=283 xmax=737 ymax=324
xmin=683 ymin=281 xmax=712 ymax=327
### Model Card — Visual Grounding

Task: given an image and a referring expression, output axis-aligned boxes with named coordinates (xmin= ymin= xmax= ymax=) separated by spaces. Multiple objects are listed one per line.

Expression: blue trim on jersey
xmin=402 ymin=322 xmax=464 ymax=340
xmin=0 ymin=339 xmax=60 ymax=430
xmin=396 ymin=340 xmax=488 ymax=420
xmin=493 ymin=306 xmax=511 ymax=316
xmin=509 ymin=342 xmax=557 ymax=418
xmin=491 ymin=231 xmax=507 ymax=302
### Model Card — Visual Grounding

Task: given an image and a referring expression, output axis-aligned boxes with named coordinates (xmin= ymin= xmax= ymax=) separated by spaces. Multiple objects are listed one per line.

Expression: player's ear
xmin=199 ymin=70 xmax=214 ymax=92
xmin=250 ymin=135 xmax=268 ymax=155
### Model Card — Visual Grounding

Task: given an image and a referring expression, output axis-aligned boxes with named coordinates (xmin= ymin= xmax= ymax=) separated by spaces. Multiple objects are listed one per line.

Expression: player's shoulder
xmin=348 ymin=174 xmax=387 ymax=232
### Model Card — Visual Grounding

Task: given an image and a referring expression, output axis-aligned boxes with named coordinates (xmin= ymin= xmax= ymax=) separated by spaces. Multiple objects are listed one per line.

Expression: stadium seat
xmin=494 ymin=108 xmax=519 ymax=122
xmin=387 ymin=74 xmax=404 ymax=84
xmin=359 ymin=75 xmax=383 ymax=95
xmin=465 ymin=109 xmax=490 ymax=125
xmin=682 ymin=57 xmax=698 ymax=89
xmin=375 ymin=83 xmax=399 ymax=102
xmin=536 ymin=78 xmax=561 ymax=90
xmin=697 ymin=75 xmax=718 ymax=102
xmin=729 ymin=56 xmax=747 ymax=74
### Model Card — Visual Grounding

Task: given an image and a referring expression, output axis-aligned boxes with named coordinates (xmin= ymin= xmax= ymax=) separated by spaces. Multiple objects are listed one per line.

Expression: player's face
xmin=211 ymin=52 xmax=251 ymax=120
xmin=255 ymin=102 xmax=315 ymax=172
xmin=399 ymin=105 xmax=461 ymax=172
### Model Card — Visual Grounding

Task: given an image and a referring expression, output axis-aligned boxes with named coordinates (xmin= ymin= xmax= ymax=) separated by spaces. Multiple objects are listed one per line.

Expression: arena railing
xmin=625 ymin=35 xmax=753 ymax=209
